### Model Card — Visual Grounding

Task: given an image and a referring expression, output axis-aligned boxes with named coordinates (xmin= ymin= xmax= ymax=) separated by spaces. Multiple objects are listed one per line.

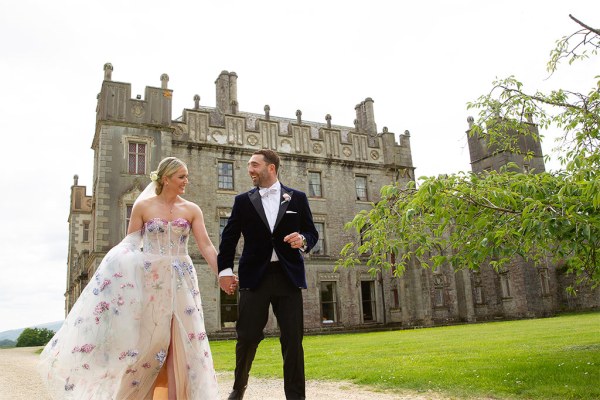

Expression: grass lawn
xmin=210 ymin=311 xmax=600 ymax=399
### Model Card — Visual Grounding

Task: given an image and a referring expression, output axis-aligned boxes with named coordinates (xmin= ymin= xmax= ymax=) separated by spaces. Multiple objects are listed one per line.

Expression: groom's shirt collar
xmin=259 ymin=181 xmax=281 ymax=198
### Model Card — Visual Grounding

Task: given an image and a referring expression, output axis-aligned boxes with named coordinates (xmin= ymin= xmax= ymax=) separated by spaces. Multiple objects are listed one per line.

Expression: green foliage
xmin=338 ymin=16 xmax=600 ymax=287
xmin=15 ymin=327 xmax=55 ymax=347
xmin=210 ymin=312 xmax=600 ymax=399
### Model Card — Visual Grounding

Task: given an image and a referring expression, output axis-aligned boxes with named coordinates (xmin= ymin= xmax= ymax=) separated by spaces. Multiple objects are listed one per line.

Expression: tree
xmin=15 ymin=327 xmax=55 ymax=347
xmin=338 ymin=15 xmax=600 ymax=289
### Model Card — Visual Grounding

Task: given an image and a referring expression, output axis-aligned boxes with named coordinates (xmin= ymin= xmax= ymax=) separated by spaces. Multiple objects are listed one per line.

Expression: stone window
xmin=312 ymin=222 xmax=325 ymax=255
xmin=472 ymin=271 xmax=484 ymax=305
xmin=219 ymin=217 xmax=228 ymax=240
xmin=433 ymin=273 xmax=445 ymax=307
xmin=539 ymin=268 xmax=550 ymax=296
xmin=320 ymin=281 xmax=338 ymax=323
xmin=361 ymin=280 xmax=376 ymax=322
xmin=355 ymin=175 xmax=368 ymax=201
xmin=391 ymin=287 xmax=400 ymax=308
xmin=128 ymin=142 xmax=147 ymax=175
xmin=218 ymin=161 xmax=234 ymax=190
xmin=500 ymin=270 xmax=511 ymax=299
xmin=82 ymin=221 xmax=90 ymax=242
xmin=308 ymin=171 xmax=322 ymax=197
xmin=220 ymin=290 xmax=238 ymax=329
xmin=125 ymin=205 xmax=133 ymax=237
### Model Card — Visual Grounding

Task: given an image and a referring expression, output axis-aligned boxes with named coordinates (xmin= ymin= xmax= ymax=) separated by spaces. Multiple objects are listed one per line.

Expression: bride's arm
xmin=190 ymin=203 xmax=219 ymax=275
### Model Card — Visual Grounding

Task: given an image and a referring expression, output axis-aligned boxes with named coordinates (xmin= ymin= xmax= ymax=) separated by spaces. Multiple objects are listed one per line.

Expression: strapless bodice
xmin=143 ymin=217 xmax=191 ymax=256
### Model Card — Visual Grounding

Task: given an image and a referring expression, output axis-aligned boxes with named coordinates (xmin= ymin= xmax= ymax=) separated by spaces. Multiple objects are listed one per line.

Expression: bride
xmin=39 ymin=157 xmax=237 ymax=399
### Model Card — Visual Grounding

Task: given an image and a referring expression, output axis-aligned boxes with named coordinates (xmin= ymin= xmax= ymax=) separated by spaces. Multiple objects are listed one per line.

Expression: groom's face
xmin=248 ymin=154 xmax=275 ymax=188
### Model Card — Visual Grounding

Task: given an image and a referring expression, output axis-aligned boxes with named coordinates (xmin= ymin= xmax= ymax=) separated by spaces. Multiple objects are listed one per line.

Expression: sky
xmin=0 ymin=0 xmax=598 ymax=332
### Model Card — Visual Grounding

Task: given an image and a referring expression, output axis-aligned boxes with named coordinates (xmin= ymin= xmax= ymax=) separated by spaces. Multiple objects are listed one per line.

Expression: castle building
xmin=66 ymin=64 xmax=598 ymax=335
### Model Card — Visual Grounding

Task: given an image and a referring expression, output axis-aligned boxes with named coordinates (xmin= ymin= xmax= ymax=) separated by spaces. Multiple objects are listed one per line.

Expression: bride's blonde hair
xmin=151 ymin=157 xmax=187 ymax=195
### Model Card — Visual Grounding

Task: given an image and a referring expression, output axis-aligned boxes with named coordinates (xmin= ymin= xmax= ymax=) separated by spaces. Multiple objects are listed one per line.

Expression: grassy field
xmin=210 ymin=312 xmax=600 ymax=399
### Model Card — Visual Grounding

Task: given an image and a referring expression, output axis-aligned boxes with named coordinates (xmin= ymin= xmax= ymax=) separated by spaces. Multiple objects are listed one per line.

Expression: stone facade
xmin=65 ymin=64 xmax=599 ymax=336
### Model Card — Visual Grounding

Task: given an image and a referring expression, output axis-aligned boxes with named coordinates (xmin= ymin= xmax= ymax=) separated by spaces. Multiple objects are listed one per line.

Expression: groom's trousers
xmin=233 ymin=261 xmax=305 ymax=400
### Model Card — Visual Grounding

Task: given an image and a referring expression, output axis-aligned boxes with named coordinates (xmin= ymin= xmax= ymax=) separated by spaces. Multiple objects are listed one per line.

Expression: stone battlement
xmin=95 ymin=63 xmax=413 ymax=169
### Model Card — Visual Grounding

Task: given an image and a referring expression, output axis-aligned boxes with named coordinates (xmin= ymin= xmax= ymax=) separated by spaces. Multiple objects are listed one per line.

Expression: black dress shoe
xmin=227 ymin=387 xmax=246 ymax=400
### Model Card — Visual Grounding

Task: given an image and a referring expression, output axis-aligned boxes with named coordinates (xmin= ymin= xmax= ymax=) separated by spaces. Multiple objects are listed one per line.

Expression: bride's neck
xmin=158 ymin=191 xmax=178 ymax=204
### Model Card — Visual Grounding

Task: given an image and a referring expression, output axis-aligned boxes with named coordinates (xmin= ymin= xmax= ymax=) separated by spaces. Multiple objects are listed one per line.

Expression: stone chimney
xmin=354 ymin=98 xmax=377 ymax=135
xmin=160 ymin=73 xmax=169 ymax=89
xmin=215 ymin=70 xmax=238 ymax=115
xmin=363 ymin=97 xmax=377 ymax=135
xmin=103 ymin=63 xmax=113 ymax=81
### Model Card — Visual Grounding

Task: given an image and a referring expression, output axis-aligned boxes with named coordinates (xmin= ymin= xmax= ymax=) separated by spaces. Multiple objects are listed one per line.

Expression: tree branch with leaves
xmin=338 ymin=16 xmax=600 ymax=289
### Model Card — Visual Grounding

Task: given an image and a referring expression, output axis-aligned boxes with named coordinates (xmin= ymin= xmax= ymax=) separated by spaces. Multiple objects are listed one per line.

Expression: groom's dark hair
xmin=253 ymin=149 xmax=280 ymax=173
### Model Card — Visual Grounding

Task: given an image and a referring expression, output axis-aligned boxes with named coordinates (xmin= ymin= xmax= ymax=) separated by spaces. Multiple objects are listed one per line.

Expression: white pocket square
xmin=285 ymin=211 xmax=297 ymax=214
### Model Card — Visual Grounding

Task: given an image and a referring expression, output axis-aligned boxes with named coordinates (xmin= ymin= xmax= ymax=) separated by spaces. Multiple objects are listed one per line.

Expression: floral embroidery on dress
xmin=118 ymin=349 xmax=139 ymax=360
xmin=39 ymin=216 xmax=219 ymax=399
xmin=64 ymin=378 xmax=74 ymax=391
xmin=99 ymin=279 xmax=112 ymax=291
xmin=72 ymin=344 xmax=95 ymax=354
xmin=155 ymin=349 xmax=167 ymax=367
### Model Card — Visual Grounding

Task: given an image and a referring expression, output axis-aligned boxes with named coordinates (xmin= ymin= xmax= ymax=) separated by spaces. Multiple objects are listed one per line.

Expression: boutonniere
xmin=281 ymin=193 xmax=292 ymax=205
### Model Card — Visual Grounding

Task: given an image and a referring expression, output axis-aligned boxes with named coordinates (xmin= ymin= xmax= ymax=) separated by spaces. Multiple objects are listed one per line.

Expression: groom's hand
xmin=284 ymin=232 xmax=306 ymax=250
xmin=219 ymin=275 xmax=238 ymax=295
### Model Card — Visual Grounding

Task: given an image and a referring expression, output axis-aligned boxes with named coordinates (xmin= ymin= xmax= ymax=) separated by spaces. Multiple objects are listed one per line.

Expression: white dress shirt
xmin=219 ymin=181 xmax=281 ymax=277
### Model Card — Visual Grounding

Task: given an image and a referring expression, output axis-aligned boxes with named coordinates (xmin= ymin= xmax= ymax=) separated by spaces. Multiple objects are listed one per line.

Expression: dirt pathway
xmin=0 ymin=347 xmax=446 ymax=399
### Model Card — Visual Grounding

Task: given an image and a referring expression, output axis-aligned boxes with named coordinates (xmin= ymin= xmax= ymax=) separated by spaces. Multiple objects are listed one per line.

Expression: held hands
xmin=284 ymin=232 xmax=306 ymax=250
xmin=219 ymin=275 xmax=238 ymax=295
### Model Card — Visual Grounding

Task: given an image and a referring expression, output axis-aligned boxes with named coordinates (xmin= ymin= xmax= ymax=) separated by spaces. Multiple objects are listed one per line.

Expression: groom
xmin=217 ymin=149 xmax=318 ymax=400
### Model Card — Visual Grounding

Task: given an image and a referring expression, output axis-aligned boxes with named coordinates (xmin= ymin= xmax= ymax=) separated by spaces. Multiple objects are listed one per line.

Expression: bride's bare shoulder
xmin=181 ymin=198 xmax=203 ymax=219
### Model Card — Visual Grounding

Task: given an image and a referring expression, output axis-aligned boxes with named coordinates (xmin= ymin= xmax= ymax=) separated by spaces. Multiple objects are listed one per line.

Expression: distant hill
xmin=0 ymin=321 xmax=63 ymax=341
xmin=0 ymin=339 xmax=16 ymax=348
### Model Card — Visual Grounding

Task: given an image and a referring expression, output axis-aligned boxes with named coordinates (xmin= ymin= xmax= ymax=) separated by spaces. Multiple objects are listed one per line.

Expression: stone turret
xmin=95 ymin=64 xmax=172 ymax=127
xmin=466 ymin=115 xmax=545 ymax=174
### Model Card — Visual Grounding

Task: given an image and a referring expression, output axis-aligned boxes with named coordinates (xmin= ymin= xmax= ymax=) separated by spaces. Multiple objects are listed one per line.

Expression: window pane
xmin=125 ymin=205 xmax=133 ymax=236
xmin=219 ymin=217 xmax=229 ymax=244
xmin=355 ymin=176 xmax=367 ymax=201
xmin=82 ymin=222 xmax=89 ymax=242
xmin=308 ymin=172 xmax=322 ymax=197
xmin=218 ymin=162 xmax=234 ymax=190
xmin=320 ymin=282 xmax=334 ymax=301
xmin=320 ymin=281 xmax=337 ymax=323
xmin=137 ymin=153 xmax=146 ymax=175
xmin=128 ymin=154 xmax=136 ymax=174
xmin=361 ymin=281 xmax=375 ymax=321
xmin=128 ymin=142 xmax=146 ymax=175
xmin=313 ymin=222 xmax=324 ymax=255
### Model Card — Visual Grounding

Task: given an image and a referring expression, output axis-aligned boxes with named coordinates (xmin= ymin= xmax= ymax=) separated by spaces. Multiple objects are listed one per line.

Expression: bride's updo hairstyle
xmin=151 ymin=157 xmax=187 ymax=195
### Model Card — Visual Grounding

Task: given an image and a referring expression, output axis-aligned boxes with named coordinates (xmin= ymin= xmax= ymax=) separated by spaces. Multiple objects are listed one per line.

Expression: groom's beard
xmin=252 ymin=169 xmax=270 ymax=188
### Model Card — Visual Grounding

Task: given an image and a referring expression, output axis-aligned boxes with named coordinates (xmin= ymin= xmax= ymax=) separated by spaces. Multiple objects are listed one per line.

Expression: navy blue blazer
xmin=217 ymin=184 xmax=318 ymax=289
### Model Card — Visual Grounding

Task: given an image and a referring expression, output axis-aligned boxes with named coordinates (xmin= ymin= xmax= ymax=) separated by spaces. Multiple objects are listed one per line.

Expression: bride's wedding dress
xmin=39 ymin=217 xmax=219 ymax=399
